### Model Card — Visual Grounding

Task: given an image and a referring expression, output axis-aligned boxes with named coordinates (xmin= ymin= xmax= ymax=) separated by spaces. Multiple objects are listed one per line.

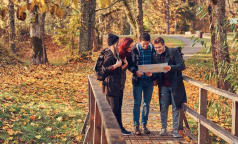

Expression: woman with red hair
xmin=117 ymin=37 xmax=134 ymax=135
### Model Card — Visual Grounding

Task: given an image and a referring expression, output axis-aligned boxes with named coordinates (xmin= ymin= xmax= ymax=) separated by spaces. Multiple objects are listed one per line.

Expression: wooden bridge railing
xmin=180 ymin=75 xmax=238 ymax=144
xmin=83 ymin=75 xmax=126 ymax=144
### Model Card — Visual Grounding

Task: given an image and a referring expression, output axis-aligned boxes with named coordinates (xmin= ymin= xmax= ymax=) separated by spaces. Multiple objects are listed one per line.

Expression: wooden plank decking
xmin=121 ymin=87 xmax=190 ymax=144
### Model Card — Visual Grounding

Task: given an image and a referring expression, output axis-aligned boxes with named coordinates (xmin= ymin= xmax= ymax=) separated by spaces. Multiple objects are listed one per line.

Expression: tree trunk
xmin=208 ymin=4 xmax=219 ymax=87
xmin=79 ymin=0 xmax=96 ymax=57
xmin=136 ymin=0 xmax=144 ymax=38
xmin=8 ymin=0 xmax=16 ymax=53
xmin=214 ymin=0 xmax=231 ymax=90
xmin=122 ymin=0 xmax=137 ymax=37
xmin=165 ymin=0 xmax=170 ymax=34
xmin=93 ymin=27 xmax=103 ymax=52
xmin=209 ymin=0 xmax=231 ymax=90
xmin=30 ymin=6 xmax=48 ymax=65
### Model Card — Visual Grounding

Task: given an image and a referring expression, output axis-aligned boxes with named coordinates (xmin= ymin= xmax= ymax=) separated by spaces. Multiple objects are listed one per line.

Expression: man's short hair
xmin=154 ymin=37 xmax=165 ymax=45
xmin=139 ymin=32 xmax=150 ymax=41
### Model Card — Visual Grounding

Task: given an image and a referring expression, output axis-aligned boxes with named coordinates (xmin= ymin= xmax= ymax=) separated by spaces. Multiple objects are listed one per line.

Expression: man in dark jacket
xmin=153 ymin=37 xmax=187 ymax=138
xmin=128 ymin=32 xmax=156 ymax=135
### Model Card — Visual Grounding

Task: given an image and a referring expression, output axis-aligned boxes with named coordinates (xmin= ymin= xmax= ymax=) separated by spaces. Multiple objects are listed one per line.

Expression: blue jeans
xmin=160 ymin=86 xmax=179 ymax=130
xmin=133 ymin=79 xmax=153 ymax=126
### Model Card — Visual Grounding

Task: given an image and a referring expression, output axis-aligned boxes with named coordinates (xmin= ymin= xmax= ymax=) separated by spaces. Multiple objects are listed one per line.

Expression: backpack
xmin=94 ymin=49 xmax=108 ymax=81
xmin=135 ymin=43 xmax=154 ymax=55
xmin=168 ymin=46 xmax=184 ymax=62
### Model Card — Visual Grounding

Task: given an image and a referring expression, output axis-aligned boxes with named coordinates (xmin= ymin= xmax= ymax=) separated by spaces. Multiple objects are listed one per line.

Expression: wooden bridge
xmin=82 ymin=75 xmax=238 ymax=144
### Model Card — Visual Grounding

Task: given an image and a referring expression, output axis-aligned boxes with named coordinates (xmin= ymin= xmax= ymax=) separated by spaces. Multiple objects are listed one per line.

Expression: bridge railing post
xmin=94 ymin=102 xmax=101 ymax=144
xmin=198 ymin=88 xmax=209 ymax=144
xmin=101 ymin=122 xmax=107 ymax=144
xmin=88 ymin=81 xmax=95 ymax=144
xmin=232 ymin=101 xmax=238 ymax=137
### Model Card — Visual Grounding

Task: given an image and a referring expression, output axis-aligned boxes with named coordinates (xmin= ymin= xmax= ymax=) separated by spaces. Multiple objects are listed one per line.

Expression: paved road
xmin=166 ymin=35 xmax=203 ymax=60
xmin=121 ymin=35 xmax=203 ymax=132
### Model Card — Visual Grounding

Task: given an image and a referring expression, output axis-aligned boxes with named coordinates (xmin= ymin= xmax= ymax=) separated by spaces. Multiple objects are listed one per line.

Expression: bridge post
xmin=232 ymin=101 xmax=238 ymax=136
xmin=198 ymin=88 xmax=209 ymax=144
xmin=101 ymin=123 xmax=107 ymax=144
xmin=88 ymin=84 xmax=95 ymax=144
xmin=94 ymin=103 xmax=101 ymax=144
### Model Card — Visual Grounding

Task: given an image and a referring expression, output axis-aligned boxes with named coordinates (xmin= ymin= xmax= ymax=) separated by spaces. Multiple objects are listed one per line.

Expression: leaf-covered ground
xmin=0 ymin=42 xmax=95 ymax=143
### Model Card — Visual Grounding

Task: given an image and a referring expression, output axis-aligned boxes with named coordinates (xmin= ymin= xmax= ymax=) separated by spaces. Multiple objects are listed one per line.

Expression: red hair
xmin=118 ymin=37 xmax=133 ymax=59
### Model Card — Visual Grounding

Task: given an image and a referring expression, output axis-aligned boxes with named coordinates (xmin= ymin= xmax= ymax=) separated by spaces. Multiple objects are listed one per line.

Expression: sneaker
xmin=135 ymin=126 xmax=141 ymax=135
xmin=121 ymin=128 xmax=131 ymax=136
xmin=159 ymin=128 xmax=167 ymax=136
xmin=143 ymin=124 xmax=150 ymax=134
xmin=172 ymin=130 xmax=182 ymax=138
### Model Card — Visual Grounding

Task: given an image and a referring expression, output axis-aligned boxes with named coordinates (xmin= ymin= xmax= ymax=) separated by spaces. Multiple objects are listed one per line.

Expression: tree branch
xmin=95 ymin=0 xmax=122 ymax=12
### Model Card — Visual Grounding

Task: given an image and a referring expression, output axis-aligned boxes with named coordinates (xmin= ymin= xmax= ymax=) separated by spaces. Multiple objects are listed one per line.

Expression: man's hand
xmin=153 ymin=80 xmax=158 ymax=86
xmin=163 ymin=66 xmax=171 ymax=72
xmin=136 ymin=71 xmax=143 ymax=77
xmin=145 ymin=72 xmax=152 ymax=77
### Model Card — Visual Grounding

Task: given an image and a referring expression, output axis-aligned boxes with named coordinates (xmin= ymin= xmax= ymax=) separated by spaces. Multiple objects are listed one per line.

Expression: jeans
xmin=133 ymin=79 xmax=154 ymax=126
xmin=159 ymin=86 xmax=179 ymax=130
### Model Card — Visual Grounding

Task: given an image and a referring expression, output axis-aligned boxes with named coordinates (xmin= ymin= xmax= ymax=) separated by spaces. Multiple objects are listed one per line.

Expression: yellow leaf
xmin=57 ymin=116 xmax=62 ymax=122
xmin=35 ymin=135 xmax=41 ymax=139
xmin=7 ymin=129 xmax=14 ymax=135
xmin=45 ymin=127 xmax=52 ymax=131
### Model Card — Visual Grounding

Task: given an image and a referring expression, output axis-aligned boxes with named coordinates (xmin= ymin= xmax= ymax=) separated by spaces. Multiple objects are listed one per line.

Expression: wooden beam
xmin=88 ymin=75 xmax=126 ymax=144
xmin=81 ymin=112 xmax=89 ymax=134
xmin=198 ymin=88 xmax=209 ymax=144
xmin=94 ymin=103 xmax=102 ymax=144
xmin=183 ymin=75 xmax=238 ymax=101
xmin=101 ymin=123 xmax=107 ymax=144
xmin=88 ymin=86 xmax=95 ymax=144
xmin=184 ymin=105 xmax=238 ymax=143
xmin=232 ymin=101 xmax=238 ymax=137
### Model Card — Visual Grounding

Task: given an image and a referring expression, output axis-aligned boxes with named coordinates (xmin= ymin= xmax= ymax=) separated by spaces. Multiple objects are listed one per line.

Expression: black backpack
xmin=94 ymin=49 xmax=108 ymax=81
xmin=168 ymin=46 xmax=184 ymax=62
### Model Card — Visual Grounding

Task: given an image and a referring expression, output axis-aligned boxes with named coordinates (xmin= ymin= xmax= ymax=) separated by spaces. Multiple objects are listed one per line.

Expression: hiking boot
xmin=172 ymin=130 xmax=182 ymax=138
xmin=121 ymin=128 xmax=131 ymax=136
xmin=134 ymin=126 xmax=141 ymax=135
xmin=143 ymin=124 xmax=150 ymax=134
xmin=159 ymin=128 xmax=167 ymax=136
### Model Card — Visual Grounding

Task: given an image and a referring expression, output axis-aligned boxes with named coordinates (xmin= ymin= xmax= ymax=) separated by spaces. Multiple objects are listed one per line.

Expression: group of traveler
xmin=95 ymin=32 xmax=187 ymax=138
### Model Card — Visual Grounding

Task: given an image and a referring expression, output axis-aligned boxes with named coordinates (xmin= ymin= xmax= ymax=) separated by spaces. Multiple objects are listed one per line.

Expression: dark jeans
xmin=106 ymin=89 xmax=124 ymax=129
xmin=133 ymin=79 xmax=154 ymax=126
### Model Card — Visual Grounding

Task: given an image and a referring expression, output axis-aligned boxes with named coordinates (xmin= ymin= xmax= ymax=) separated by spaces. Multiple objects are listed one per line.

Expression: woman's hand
xmin=113 ymin=59 xmax=122 ymax=69
xmin=136 ymin=71 xmax=143 ymax=77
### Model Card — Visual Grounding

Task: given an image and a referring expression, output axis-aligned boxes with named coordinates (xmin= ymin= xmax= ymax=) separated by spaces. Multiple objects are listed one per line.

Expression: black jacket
xmin=102 ymin=48 xmax=122 ymax=97
xmin=153 ymin=47 xmax=187 ymax=108
xmin=127 ymin=43 xmax=156 ymax=85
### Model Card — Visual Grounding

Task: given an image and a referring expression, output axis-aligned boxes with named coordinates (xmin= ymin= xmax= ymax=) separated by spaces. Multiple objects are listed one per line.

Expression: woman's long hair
xmin=118 ymin=37 xmax=134 ymax=59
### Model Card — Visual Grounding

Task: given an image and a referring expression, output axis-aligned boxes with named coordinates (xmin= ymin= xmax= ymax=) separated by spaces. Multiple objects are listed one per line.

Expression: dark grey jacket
xmin=102 ymin=48 xmax=122 ymax=97
xmin=153 ymin=47 xmax=187 ymax=108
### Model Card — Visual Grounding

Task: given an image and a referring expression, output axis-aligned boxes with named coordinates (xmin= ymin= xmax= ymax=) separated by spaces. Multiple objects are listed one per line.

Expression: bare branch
xmin=95 ymin=0 xmax=122 ymax=12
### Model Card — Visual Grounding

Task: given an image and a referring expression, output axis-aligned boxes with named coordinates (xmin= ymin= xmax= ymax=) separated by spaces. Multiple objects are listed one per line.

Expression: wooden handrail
xmin=183 ymin=75 xmax=238 ymax=101
xmin=181 ymin=75 xmax=238 ymax=143
xmin=83 ymin=75 xmax=126 ymax=144
xmin=184 ymin=105 xmax=238 ymax=144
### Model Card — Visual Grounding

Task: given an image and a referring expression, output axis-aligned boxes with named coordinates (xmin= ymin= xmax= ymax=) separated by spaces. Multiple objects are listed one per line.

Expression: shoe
xmin=143 ymin=124 xmax=150 ymax=134
xmin=121 ymin=128 xmax=131 ymax=136
xmin=172 ymin=130 xmax=182 ymax=138
xmin=159 ymin=128 xmax=167 ymax=136
xmin=135 ymin=126 xmax=141 ymax=135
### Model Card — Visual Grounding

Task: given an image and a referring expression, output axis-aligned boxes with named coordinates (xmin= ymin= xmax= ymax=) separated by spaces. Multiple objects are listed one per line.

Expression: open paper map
xmin=138 ymin=63 xmax=168 ymax=73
